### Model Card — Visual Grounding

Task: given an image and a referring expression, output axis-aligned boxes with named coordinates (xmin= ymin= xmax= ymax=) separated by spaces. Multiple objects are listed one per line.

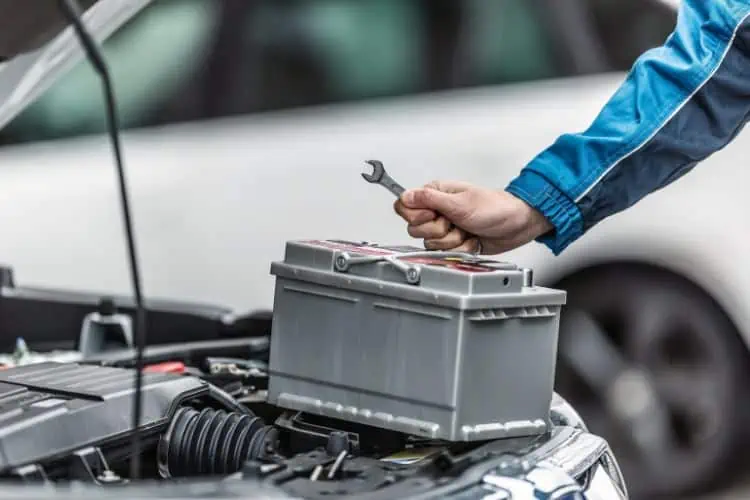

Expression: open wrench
xmin=361 ymin=160 xmax=483 ymax=255
xmin=361 ymin=160 xmax=405 ymax=198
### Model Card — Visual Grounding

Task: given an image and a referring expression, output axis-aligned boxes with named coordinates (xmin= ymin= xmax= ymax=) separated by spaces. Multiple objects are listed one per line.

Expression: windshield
xmin=0 ymin=0 xmax=675 ymax=145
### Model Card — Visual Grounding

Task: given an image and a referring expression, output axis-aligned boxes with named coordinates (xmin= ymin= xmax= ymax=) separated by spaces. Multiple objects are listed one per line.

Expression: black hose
xmin=56 ymin=0 xmax=149 ymax=479
xmin=158 ymin=407 xmax=278 ymax=478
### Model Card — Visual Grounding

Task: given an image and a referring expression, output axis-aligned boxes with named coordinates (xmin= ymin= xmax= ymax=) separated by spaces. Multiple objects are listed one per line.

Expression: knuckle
xmin=411 ymin=190 xmax=428 ymax=207
xmin=446 ymin=228 xmax=466 ymax=247
xmin=425 ymin=232 xmax=464 ymax=251
xmin=452 ymin=241 xmax=470 ymax=253
xmin=459 ymin=238 xmax=478 ymax=252
xmin=413 ymin=209 xmax=435 ymax=225
xmin=438 ymin=217 xmax=452 ymax=234
xmin=425 ymin=238 xmax=447 ymax=250
xmin=400 ymin=208 xmax=420 ymax=224
xmin=413 ymin=221 xmax=436 ymax=239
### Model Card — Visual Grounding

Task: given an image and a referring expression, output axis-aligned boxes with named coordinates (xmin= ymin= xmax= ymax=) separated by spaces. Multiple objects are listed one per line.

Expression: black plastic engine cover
xmin=0 ymin=362 xmax=208 ymax=473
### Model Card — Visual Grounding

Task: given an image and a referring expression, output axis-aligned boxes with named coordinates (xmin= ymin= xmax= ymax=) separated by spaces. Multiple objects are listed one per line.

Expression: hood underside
xmin=0 ymin=0 xmax=151 ymax=132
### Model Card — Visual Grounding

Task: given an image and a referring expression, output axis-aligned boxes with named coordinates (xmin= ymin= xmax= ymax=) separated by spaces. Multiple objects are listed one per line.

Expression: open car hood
xmin=0 ymin=0 xmax=151 ymax=132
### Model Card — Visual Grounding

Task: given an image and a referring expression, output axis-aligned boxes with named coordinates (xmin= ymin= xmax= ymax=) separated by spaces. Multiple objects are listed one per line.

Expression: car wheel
xmin=553 ymin=263 xmax=750 ymax=499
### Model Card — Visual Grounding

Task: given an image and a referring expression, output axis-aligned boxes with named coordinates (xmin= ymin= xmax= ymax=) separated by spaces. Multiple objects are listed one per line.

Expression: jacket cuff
xmin=505 ymin=170 xmax=584 ymax=255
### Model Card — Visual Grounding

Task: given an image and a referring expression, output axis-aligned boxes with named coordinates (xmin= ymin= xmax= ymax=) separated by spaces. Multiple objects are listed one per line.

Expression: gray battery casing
xmin=266 ymin=240 xmax=566 ymax=442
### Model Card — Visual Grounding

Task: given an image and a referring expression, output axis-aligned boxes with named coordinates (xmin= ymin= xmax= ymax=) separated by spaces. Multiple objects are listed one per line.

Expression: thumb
xmin=426 ymin=179 xmax=473 ymax=193
xmin=409 ymin=187 xmax=467 ymax=220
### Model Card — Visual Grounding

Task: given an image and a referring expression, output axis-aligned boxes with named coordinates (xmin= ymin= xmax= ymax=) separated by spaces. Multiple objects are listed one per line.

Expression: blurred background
xmin=1 ymin=0 xmax=750 ymax=498
xmin=0 ymin=0 xmax=674 ymax=143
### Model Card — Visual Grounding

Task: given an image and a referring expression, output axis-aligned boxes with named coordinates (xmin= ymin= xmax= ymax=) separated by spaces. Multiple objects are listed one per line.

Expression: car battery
xmin=266 ymin=239 xmax=566 ymax=442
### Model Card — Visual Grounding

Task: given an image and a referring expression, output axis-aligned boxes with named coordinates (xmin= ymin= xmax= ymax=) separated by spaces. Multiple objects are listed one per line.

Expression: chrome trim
xmin=551 ymin=392 xmax=589 ymax=431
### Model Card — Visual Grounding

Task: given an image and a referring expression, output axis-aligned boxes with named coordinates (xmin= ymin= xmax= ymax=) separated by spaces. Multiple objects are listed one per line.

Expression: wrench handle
xmin=387 ymin=183 xmax=405 ymax=197
xmin=380 ymin=174 xmax=405 ymax=198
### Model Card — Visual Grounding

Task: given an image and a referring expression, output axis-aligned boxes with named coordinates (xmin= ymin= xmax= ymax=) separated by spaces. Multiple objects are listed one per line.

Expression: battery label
xmin=302 ymin=240 xmax=512 ymax=273
xmin=304 ymin=240 xmax=397 ymax=256
xmin=401 ymin=256 xmax=498 ymax=273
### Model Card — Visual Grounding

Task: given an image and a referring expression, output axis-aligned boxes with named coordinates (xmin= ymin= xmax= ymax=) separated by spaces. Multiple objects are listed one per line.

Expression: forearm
xmin=506 ymin=0 xmax=750 ymax=255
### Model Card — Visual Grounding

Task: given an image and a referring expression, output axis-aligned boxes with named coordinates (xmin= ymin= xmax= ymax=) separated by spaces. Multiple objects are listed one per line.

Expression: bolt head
xmin=334 ymin=253 xmax=350 ymax=272
xmin=406 ymin=267 xmax=420 ymax=284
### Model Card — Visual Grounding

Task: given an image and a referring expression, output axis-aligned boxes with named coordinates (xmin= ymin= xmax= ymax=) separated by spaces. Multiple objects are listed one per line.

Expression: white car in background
xmin=0 ymin=0 xmax=741 ymax=498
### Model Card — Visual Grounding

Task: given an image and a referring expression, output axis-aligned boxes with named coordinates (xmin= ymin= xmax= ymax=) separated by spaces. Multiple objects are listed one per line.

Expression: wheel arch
xmin=539 ymin=251 xmax=750 ymax=495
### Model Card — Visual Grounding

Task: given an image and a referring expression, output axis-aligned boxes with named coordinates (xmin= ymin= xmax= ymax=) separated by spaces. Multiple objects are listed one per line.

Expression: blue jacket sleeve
xmin=505 ymin=0 xmax=750 ymax=255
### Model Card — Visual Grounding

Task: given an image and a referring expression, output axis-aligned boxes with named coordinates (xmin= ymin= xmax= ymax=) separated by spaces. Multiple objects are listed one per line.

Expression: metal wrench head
xmin=361 ymin=160 xmax=406 ymax=197
xmin=361 ymin=160 xmax=385 ymax=183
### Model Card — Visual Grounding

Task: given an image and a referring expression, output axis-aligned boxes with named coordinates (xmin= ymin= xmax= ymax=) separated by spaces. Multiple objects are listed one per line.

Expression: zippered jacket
xmin=506 ymin=0 xmax=750 ymax=254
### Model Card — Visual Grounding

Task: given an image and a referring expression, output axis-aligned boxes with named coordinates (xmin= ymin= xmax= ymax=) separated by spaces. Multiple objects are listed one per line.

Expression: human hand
xmin=393 ymin=180 xmax=553 ymax=255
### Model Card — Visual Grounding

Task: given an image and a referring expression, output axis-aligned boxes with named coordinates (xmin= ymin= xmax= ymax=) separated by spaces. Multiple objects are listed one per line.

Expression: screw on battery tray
xmin=405 ymin=266 xmax=421 ymax=284
xmin=334 ymin=253 xmax=351 ymax=272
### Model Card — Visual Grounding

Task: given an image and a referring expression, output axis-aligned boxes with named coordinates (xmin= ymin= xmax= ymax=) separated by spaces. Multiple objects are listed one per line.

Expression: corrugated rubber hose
xmin=158 ymin=406 xmax=278 ymax=478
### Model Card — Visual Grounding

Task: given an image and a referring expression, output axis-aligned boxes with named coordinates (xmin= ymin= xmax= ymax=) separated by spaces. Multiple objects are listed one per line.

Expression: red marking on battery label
xmin=303 ymin=240 xmax=397 ymax=256
xmin=401 ymin=256 xmax=497 ymax=273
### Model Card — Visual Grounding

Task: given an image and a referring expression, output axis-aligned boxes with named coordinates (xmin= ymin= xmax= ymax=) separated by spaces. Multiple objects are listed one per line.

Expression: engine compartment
xmin=0 ymin=256 xmax=627 ymax=499
xmin=0 ymin=355 xmax=506 ymax=484
xmin=0 ymin=352 xmax=623 ymax=499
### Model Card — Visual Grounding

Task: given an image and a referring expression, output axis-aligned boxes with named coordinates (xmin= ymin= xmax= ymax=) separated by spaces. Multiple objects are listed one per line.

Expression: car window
xmin=0 ymin=0 xmax=220 ymax=144
xmin=0 ymin=0 xmax=675 ymax=145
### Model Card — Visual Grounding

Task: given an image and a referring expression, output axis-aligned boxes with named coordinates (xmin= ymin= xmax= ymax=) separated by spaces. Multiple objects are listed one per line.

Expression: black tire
xmin=553 ymin=263 xmax=750 ymax=499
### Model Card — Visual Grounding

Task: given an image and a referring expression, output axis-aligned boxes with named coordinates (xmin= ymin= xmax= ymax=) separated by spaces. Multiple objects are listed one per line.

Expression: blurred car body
xmin=0 ymin=0 xmax=745 ymax=498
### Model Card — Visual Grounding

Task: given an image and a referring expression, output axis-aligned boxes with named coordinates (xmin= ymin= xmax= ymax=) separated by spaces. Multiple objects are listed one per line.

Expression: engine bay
xmin=0 ymin=250 xmax=628 ymax=499
xmin=0 ymin=356 xmax=618 ymax=499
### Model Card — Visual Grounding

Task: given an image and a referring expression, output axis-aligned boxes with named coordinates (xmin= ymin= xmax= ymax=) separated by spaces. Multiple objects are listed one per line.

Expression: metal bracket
xmin=332 ymin=250 xmax=483 ymax=286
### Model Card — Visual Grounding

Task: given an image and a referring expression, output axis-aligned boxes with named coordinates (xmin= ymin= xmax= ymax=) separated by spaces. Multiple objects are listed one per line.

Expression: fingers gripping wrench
xmin=361 ymin=160 xmax=405 ymax=198
xmin=361 ymin=160 xmax=483 ymax=255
